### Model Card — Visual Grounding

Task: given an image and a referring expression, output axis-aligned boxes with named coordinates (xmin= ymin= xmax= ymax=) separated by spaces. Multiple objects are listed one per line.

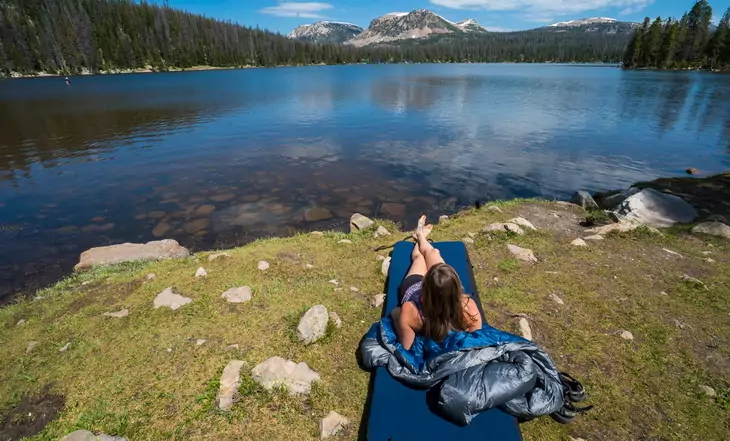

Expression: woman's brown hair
xmin=421 ymin=263 xmax=475 ymax=342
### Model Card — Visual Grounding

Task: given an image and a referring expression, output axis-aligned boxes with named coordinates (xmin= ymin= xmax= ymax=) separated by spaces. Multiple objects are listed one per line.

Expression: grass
xmin=1 ymin=201 xmax=729 ymax=440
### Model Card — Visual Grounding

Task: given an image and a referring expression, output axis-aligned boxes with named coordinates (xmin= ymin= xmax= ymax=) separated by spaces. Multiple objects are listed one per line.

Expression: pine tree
xmin=659 ymin=18 xmax=679 ymax=68
xmin=709 ymin=7 xmax=730 ymax=67
xmin=644 ymin=17 xmax=664 ymax=66
xmin=685 ymin=0 xmax=713 ymax=65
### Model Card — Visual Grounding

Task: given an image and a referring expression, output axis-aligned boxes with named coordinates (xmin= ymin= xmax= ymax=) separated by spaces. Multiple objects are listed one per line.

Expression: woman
xmin=391 ymin=216 xmax=483 ymax=350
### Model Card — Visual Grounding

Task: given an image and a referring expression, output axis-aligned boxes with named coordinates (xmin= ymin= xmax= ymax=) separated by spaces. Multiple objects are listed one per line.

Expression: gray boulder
xmin=600 ymin=187 xmax=640 ymax=210
xmin=251 ymin=356 xmax=320 ymax=394
xmin=614 ymin=188 xmax=697 ymax=228
xmin=221 ymin=286 xmax=252 ymax=304
xmin=297 ymin=305 xmax=329 ymax=344
xmin=570 ymin=191 xmax=599 ymax=210
xmin=350 ymin=213 xmax=374 ymax=232
xmin=75 ymin=239 xmax=190 ymax=271
xmin=691 ymin=222 xmax=730 ymax=239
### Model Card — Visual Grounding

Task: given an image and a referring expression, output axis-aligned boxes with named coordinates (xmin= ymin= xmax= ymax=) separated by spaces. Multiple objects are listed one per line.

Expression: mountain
xmin=288 ymin=21 xmax=363 ymax=44
xmin=346 ymin=10 xmax=464 ymax=47
xmin=545 ymin=17 xmax=639 ymax=34
xmin=455 ymin=18 xmax=488 ymax=33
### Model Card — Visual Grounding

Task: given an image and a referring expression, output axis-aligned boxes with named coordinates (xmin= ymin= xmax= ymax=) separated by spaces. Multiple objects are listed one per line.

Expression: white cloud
xmin=259 ymin=2 xmax=333 ymax=19
xmin=429 ymin=0 xmax=654 ymax=17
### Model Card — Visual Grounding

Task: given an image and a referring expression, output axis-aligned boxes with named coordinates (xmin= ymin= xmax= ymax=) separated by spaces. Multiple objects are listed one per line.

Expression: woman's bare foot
xmin=413 ymin=215 xmax=433 ymax=240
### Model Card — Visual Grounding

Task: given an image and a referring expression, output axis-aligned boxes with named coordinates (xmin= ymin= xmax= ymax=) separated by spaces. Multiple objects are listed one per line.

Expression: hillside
xmin=348 ymin=10 xmax=463 ymax=47
xmin=288 ymin=22 xmax=364 ymax=45
xmin=1 ymin=174 xmax=729 ymax=440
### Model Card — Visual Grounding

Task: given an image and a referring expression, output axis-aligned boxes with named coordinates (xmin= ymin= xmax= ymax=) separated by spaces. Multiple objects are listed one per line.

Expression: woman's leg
xmin=406 ymin=242 xmax=427 ymax=277
xmin=415 ymin=216 xmax=445 ymax=270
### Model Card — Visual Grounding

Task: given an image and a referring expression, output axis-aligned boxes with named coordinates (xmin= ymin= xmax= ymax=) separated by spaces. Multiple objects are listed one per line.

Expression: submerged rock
xmin=305 ymin=207 xmax=333 ymax=222
xmin=75 ymin=239 xmax=190 ymax=271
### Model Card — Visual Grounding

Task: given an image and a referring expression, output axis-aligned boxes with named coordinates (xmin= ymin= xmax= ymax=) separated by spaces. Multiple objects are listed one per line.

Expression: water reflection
xmin=0 ymin=65 xmax=729 ymax=303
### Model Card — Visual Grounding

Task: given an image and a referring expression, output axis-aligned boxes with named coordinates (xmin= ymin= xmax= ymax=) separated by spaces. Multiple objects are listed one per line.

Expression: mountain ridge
xmin=288 ymin=10 xmax=637 ymax=46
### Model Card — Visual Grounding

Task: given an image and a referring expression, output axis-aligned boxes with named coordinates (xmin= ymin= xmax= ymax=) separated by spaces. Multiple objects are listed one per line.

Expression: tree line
xmin=0 ymin=0 xmax=632 ymax=77
xmin=623 ymin=0 xmax=730 ymax=69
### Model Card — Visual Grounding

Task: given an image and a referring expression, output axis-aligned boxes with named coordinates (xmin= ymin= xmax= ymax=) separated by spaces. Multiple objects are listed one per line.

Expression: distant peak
xmin=549 ymin=17 xmax=618 ymax=27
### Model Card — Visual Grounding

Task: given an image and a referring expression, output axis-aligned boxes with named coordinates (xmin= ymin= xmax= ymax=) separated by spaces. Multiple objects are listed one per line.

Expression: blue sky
xmin=160 ymin=0 xmax=730 ymax=33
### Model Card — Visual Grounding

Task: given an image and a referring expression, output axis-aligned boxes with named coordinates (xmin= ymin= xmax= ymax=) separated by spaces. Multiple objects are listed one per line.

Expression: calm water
xmin=1 ymin=64 xmax=729 ymax=302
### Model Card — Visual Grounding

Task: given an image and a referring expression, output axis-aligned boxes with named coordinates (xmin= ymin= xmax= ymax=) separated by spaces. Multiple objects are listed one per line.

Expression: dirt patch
xmin=0 ymin=388 xmax=65 ymax=440
xmin=510 ymin=202 xmax=586 ymax=238
xmin=68 ymin=279 xmax=143 ymax=313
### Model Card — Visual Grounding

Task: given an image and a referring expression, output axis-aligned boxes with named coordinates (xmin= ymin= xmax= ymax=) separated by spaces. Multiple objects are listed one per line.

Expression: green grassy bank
xmin=1 ymin=195 xmax=729 ymax=440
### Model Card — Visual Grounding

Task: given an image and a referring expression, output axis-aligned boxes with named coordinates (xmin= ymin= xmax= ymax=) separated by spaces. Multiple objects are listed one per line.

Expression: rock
xmin=484 ymin=223 xmax=524 ymax=235
xmin=548 ymin=293 xmax=564 ymax=305
xmin=146 ymin=273 xmax=156 ymax=280
xmin=59 ymin=342 xmax=71 ymax=352
xmin=373 ymin=225 xmax=391 ymax=238
xmin=619 ymin=330 xmax=634 ymax=340
xmin=505 ymin=223 xmax=525 ymax=235
xmin=349 ymin=286 xmax=359 ymax=293
xmin=439 ymin=215 xmax=449 ymax=222
xmin=221 ymin=286 xmax=252 ymax=304
xmin=338 ymin=239 xmax=352 ymax=244
xmin=329 ymin=312 xmax=342 ymax=328
xmin=257 ymin=260 xmax=270 ymax=271
xmin=376 ymin=255 xmax=386 ymax=261
xmin=328 ymin=279 xmax=339 ymax=286
xmin=673 ymin=319 xmax=688 ymax=329
xmin=311 ymin=231 xmax=325 ymax=236
xmin=508 ymin=217 xmax=537 ymax=231
xmin=570 ymin=191 xmax=599 ymax=210
xmin=381 ymin=257 xmax=391 ymax=277
xmin=681 ymin=274 xmax=708 ymax=290
xmin=59 ymin=430 xmax=127 ymax=441
xmin=691 ymin=222 xmax=730 ymax=239
xmin=218 ymin=360 xmax=245 ymax=411
xmin=706 ymin=214 xmax=727 ymax=224
xmin=705 ymin=257 xmax=715 ymax=263
xmin=507 ymin=244 xmax=537 ymax=263
xmin=320 ymin=411 xmax=350 ymax=439
xmin=486 ymin=205 xmax=503 ymax=213
xmin=152 ymin=222 xmax=174 ymax=238
xmin=601 ymin=187 xmax=641 ymax=210
xmin=154 ymin=287 xmax=192 ymax=310
xmin=571 ymin=238 xmax=588 ymax=247
xmin=518 ymin=318 xmax=532 ymax=340
xmin=251 ymin=356 xmax=320 ymax=395
xmin=686 ymin=168 xmax=698 ymax=175
xmin=208 ymin=252 xmax=231 ymax=261
xmin=305 ymin=264 xmax=314 ymax=269
xmin=195 ymin=204 xmax=216 ymax=216
xmin=195 ymin=267 xmax=207 ymax=278
xmin=305 ymin=207 xmax=333 ymax=222
xmin=662 ymin=248 xmax=683 ymax=258
xmin=81 ymin=281 xmax=91 ymax=286
xmin=226 ymin=344 xmax=240 ymax=351
xmin=103 ymin=309 xmax=129 ymax=318
xmin=16 ymin=319 xmax=26 ymax=326
xmin=75 ymin=239 xmax=190 ymax=271
xmin=614 ymin=188 xmax=697 ymax=228
xmin=371 ymin=294 xmax=386 ymax=308
xmin=381 ymin=203 xmax=406 ymax=218
xmin=569 ymin=438 xmax=587 ymax=441
xmin=583 ymin=235 xmax=604 ymax=241
xmin=586 ymin=222 xmax=639 ymax=235
xmin=297 ymin=305 xmax=329 ymax=344
xmin=26 ymin=341 xmax=39 ymax=353
xmin=147 ymin=210 xmax=166 ymax=219
xmin=462 ymin=237 xmax=474 ymax=244
xmin=699 ymin=385 xmax=716 ymax=397
xmin=183 ymin=218 xmax=210 ymax=234
xmin=210 ymin=193 xmax=235 ymax=202
xmin=350 ymin=213 xmax=374 ymax=232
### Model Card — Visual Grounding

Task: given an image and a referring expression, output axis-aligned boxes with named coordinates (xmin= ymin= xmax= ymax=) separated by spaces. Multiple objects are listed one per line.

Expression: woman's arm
xmin=392 ymin=304 xmax=418 ymax=350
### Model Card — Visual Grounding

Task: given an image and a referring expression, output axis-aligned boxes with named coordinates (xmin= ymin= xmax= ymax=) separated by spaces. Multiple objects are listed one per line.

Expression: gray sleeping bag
xmin=359 ymin=316 xmax=565 ymax=425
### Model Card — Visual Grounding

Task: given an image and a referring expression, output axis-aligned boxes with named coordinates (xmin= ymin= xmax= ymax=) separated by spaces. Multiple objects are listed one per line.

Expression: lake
xmin=1 ymin=64 xmax=729 ymax=302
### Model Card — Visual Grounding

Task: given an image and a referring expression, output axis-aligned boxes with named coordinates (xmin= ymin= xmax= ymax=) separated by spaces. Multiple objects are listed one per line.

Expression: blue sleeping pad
xmin=365 ymin=241 xmax=523 ymax=441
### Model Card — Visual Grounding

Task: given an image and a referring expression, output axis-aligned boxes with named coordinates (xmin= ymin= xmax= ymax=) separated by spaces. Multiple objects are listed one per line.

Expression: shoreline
xmin=3 ymin=61 xmax=622 ymax=79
